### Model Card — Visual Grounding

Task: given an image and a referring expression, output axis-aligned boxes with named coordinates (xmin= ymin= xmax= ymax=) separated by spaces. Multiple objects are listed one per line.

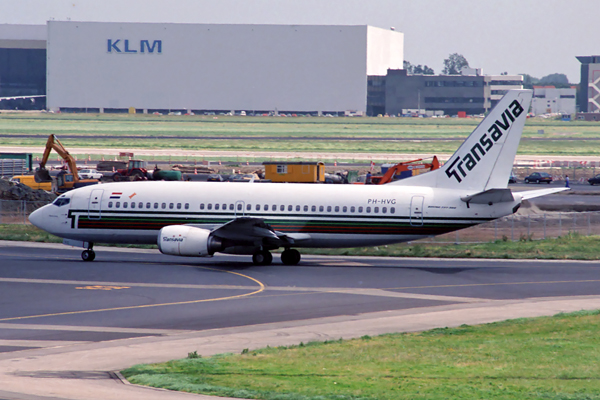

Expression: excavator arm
xmin=35 ymin=134 xmax=80 ymax=183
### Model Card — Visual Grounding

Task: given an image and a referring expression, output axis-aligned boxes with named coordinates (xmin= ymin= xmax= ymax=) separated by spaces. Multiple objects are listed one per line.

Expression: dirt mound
xmin=0 ymin=178 xmax=57 ymax=202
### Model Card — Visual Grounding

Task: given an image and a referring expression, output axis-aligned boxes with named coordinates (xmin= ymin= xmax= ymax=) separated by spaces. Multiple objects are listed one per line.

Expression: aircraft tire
xmin=281 ymin=249 xmax=301 ymax=265
xmin=252 ymin=250 xmax=272 ymax=266
xmin=82 ymin=250 xmax=95 ymax=262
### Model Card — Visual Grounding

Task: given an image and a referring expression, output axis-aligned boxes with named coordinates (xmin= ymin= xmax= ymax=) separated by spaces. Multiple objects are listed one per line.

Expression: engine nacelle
xmin=157 ymin=225 xmax=223 ymax=257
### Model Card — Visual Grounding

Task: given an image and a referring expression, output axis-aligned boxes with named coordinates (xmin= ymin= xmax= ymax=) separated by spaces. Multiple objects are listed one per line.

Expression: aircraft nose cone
xmin=28 ymin=206 xmax=45 ymax=229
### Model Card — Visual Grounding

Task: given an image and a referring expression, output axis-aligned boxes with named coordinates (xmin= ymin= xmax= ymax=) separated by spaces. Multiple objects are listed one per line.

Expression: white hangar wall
xmin=47 ymin=22 xmax=403 ymax=113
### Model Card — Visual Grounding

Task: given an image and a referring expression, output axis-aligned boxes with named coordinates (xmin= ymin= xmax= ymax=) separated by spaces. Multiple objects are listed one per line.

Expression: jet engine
xmin=157 ymin=225 xmax=223 ymax=257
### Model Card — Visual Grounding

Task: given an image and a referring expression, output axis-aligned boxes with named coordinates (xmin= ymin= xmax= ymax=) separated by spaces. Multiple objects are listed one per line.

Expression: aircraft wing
xmin=190 ymin=217 xmax=311 ymax=246
xmin=514 ymin=187 xmax=570 ymax=200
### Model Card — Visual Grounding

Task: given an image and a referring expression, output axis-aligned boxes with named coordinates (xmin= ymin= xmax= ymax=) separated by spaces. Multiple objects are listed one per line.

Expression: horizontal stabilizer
xmin=515 ymin=187 xmax=570 ymax=201
xmin=461 ymin=188 xmax=514 ymax=204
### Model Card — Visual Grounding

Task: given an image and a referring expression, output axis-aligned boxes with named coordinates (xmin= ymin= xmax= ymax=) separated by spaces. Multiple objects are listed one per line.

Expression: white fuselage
xmin=29 ymin=181 xmax=521 ymax=249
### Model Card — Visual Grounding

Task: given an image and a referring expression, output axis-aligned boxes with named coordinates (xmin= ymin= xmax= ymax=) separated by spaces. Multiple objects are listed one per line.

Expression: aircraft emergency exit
xmin=29 ymin=90 xmax=567 ymax=265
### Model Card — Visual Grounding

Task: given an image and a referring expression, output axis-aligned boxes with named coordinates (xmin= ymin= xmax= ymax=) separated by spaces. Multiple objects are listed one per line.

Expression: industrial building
xmin=371 ymin=69 xmax=523 ymax=116
xmin=531 ymin=86 xmax=576 ymax=115
xmin=1 ymin=22 xmax=404 ymax=114
xmin=577 ymin=55 xmax=600 ymax=113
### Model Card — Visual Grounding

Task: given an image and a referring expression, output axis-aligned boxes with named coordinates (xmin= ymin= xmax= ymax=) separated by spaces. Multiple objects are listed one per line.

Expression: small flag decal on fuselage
xmin=110 ymin=192 xmax=122 ymax=199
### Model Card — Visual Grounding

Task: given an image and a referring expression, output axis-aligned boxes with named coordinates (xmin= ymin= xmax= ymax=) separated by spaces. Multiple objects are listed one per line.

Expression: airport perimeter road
xmin=1 ymin=241 xmax=600 ymax=400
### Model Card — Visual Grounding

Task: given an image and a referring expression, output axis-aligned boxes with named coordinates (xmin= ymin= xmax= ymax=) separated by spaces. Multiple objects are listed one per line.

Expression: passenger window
xmin=123 ymin=202 xmax=128 ymax=209
xmin=116 ymin=202 xmax=121 ymax=208
xmin=138 ymin=202 xmax=143 ymax=208
xmin=311 ymin=205 xmax=316 ymax=212
xmin=319 ymin=206 xmax=324 ymax=212
xmin=177 ymin=203 xmax=182 ymax=209
xmin=335 ymin=206 xmax=339 ymax=212
xmin=358 ymin=206 xmax=363 ymax=213
xmin=162 ymin=203 xmax=166 ymax=209
xmin=304 ymin=205 xmax=308 ymax=212
xmin=146 ymin=202 xmax=151 ymax=208
xmin=200 ymin=204 xmax=205 ymax=210
xmin=350 ymin=206 xmax=355 ymax=213
xmin=215 ymin=204 xmax=220 ymax=210
xmin=296 ymin=205 xmax=300 ymax=212
xmin=391 ymin=207 xmax=395 ymax=214
xmin=246 ymin=204 xmax=251 ymax=211
xmin=264 ymin=204 xmax=268 ymax=211
xmin=207 ymin=204 xmax=212 ymax=210
xmin=343 ymin=206 xmax=347 ymax=212
xmin=185 ymin=203 xmax=189 ymax=210
xmin=131 ymin=202 xmax=135 ymax=209
xmin=108 ymin=201 xmax=113 ymax=208
xmin=288 ymin=205 xmax=293 ymax=211
xmin=382 ymin=207 xmax=387 ymax=214
xmin=327 ymin=206 xmax=332 ymax=212
xmin=154 ymin=203 xmax=158 ymax=209
xmin=366 ymin=207 xmax=371 ymax=213
xmin=169 ymin=203 xmax=174 ymax=209
xmin=222 ymin=204 xmax=226 ymax=210
xmin=256 ymin=204 xmax=261 ymax=211
xmin=237 ymin=203 xmax=243 ymax=211
xmin=272 ymin=205 xmax=277 ymax=211
xmin=374 ymin=207 xmax=379 ymax=213
xmin=229 ymin=204 xmax=234 ymax=210
xmin=280 ymin=205 xmax=285 ymax=211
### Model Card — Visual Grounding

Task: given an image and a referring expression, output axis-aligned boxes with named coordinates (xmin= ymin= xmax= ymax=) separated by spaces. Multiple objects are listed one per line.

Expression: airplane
xmin=28 ymin=90 xmax=568 ymax=265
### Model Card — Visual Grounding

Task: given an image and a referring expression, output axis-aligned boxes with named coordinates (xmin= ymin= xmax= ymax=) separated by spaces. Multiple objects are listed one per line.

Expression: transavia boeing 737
xmin=29 ymin=90 xmax=567 ymax=265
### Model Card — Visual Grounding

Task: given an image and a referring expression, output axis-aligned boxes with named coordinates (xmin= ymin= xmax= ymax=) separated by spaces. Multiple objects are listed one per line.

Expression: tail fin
xmin=391 ymin=89 xmax=532 ymax=191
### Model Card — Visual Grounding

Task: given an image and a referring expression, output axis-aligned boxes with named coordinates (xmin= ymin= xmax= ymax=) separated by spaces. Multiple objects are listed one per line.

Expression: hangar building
xmin=1 ymin=22 xmax=404 ymax=114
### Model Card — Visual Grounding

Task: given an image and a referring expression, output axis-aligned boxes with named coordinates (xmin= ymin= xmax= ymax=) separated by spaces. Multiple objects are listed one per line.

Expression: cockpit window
xmin=53 ymin=197 xmax=70 ymax=207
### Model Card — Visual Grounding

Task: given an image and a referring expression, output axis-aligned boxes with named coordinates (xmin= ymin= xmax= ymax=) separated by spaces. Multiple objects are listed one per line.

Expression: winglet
xmin=390 ymin=90 xmax=533 ymax=191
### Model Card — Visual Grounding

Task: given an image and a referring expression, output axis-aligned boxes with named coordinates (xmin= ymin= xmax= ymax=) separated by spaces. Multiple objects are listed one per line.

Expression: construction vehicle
xmin=112 ymin=159 xmax=150 ymax=181
xmin=369 ymin=156 xmax=440 ymax=185
xmin=34 ymin=134 xmax=100 ymax=193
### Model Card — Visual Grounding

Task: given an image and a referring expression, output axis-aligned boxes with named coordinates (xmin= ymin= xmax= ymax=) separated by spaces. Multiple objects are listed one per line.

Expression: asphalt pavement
xmin=0 ymin=241 xmax=600 ymax=399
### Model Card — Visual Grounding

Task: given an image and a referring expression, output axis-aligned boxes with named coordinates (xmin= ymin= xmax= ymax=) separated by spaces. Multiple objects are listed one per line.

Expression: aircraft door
xmin=235 ymin=201 xmax=245 ymax=217
xmin=410 ymin=196 xmax=424 ymax=226
xmin=88 ymin=189 xmax=104 ymax=220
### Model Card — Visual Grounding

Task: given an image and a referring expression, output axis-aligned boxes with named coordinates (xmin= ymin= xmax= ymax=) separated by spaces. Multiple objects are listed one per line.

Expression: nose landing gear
xmin=81 ymin=243 xmax=95 ymax=262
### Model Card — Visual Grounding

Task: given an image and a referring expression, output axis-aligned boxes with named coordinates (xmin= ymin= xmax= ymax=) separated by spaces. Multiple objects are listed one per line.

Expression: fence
xmin=2 ymin=199 xmax=600 ymax=244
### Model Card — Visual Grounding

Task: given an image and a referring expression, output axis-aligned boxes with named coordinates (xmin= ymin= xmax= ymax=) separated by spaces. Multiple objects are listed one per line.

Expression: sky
xmin=1 ymin=0 xmax=598 ymax=82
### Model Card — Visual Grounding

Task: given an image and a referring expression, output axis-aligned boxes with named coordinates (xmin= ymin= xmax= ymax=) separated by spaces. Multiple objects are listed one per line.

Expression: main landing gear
xmin=252 ymin=249 xmax=273 ymax=266
xmin=251 ymin=249 xmax=302 ymax=266
xmin=281 ymin=249 xmax=301 ymax=265
xmin=81 ymin=243 xmax=95 ymax=262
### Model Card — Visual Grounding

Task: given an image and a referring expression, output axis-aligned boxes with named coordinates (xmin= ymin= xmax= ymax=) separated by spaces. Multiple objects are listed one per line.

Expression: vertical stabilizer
xmin=390 ymin=89 xmax=532 ymax=191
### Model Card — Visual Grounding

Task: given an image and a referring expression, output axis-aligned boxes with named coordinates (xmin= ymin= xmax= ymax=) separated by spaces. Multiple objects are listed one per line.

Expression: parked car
xmin=508 ymin=172 xmax=517 ymax=184
xmin=588 ymin=174 xmax=600 ymax=185
xmin=231 ymin=173 xmax=259 ymax=182
xmin=206 ymin=174 xmax=224 ymax=182
xmin=78 ymin=169 xmax=103 ymax=180
xmin=524 ymin=172 xmax=552 ymax=184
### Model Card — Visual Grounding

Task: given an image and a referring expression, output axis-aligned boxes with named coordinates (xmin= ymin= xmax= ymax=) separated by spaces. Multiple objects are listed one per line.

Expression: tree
xmin=521 ymin=73 xmax=570 ymax=89
xmin=442 ymin=53 xmax=469 ymax=75
xmin=404 ymin=60 xmax=434 ymax=75
xmin=539 ymin=73 xmax=570 ymax=87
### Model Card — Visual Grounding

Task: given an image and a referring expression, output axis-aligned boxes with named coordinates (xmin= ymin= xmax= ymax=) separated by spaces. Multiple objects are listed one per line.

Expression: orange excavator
xmin=34 ymin=134 xmax=100 ymax=193
xmin=369 ymin=156 xmax=440 ymax=184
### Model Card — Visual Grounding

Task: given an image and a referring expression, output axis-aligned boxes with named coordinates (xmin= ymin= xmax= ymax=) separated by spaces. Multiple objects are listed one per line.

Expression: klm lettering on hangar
xmin=107 ymin=40 xmax=162 ymax=53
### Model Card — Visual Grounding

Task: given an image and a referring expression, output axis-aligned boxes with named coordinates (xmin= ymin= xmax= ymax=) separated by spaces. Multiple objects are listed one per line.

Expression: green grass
xmin=2 ymin=224 xmax=600 ymax=260
xmin=121 ymin=310 xmax=600 ymax=399
xmin=2 ymin=113 xmax=600 ymax=157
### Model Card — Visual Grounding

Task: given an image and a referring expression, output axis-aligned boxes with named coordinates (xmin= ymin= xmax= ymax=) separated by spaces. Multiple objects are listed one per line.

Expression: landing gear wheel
xmin=252 ymin=250 xmax=273 ymax=266
xmin=281 ymin=249 xmax=301 ymax=265
xmin=82 ymin=250 xmax=96 ymax=262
